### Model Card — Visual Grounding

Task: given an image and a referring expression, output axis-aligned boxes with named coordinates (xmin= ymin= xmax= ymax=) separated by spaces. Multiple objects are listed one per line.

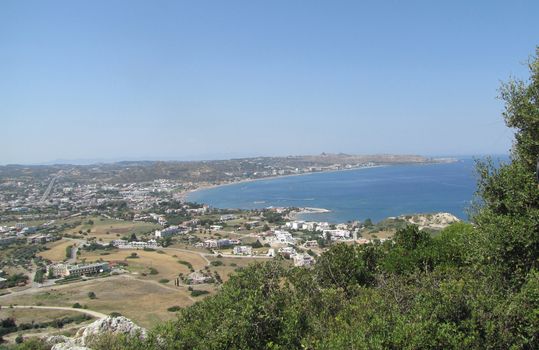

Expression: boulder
xmin=46 ymin=315 xmax=146 ymax=349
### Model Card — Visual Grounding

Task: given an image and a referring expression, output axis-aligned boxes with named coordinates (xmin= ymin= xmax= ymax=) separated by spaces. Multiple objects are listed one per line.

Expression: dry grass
xmin=0 ymin=276 xmax=194 ymax=328
xmin=67 ymin=216 xmax=160 ymax=243
xmin=206 ymin=256 xmax=261 ymax=283
xmin=38 ymin=239 xmax=73 ymax=262
xmin=79 ymin=249 xmax=207 ymax=281
xmin=0 ymin=308 xmax=88 ymax=324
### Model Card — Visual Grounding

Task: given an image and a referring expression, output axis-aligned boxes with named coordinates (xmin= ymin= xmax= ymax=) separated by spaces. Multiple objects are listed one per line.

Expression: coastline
xmin=180 ymin=159 xmax=456 ymax=204
xmin=180 ymin=164 xmax=389 ymax=203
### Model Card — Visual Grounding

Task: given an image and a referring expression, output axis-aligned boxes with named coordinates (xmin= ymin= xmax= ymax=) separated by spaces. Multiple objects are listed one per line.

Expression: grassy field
xmin=79 ymin=248 xmax=207 ymax=282
xmin=0 ymin=276 xmax=194 ymax=328
xmin=37 ymin=239 xmax=73 ymax=262
xmin=206 ymin=256 xmax=265 ymax=283
xmin=0 ymin=307 xmax=90 ymax=324
xmin=0 ymin=308 xmax=95 ymax=344
xmin=65 ymin=216 xmax=160 ymax=243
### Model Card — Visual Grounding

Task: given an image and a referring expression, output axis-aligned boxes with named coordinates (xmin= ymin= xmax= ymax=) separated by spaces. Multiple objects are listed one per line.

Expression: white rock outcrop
xmin=46 ymin=316 xmax=146 ymax=349
xmin=400 ymin=212 xmax=460 ymax=230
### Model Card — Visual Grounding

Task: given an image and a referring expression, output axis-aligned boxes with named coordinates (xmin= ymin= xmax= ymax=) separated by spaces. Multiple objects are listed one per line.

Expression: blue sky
xmin=1 ymin=1 xmax=538 ymax=164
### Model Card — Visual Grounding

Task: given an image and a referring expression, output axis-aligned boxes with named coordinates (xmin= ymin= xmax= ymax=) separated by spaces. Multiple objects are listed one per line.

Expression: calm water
xmin=186 ymin=158 xmax=502 ymax=223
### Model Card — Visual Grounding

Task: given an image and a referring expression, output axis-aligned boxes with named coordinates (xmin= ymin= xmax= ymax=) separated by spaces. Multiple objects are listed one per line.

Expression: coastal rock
xmin=400 ymin=212 xmax=460 ymax=230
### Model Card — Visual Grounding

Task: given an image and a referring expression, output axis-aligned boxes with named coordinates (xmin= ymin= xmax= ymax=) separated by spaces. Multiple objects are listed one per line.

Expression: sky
xmin=1 ymin=1 xmax=538 ymax=165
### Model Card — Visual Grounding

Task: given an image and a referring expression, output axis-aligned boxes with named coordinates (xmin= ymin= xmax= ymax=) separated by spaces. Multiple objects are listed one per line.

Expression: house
xmin=293 ymin=254 xmax=315 ymax=267
xmin=27 ymin=234 xmax=55 ymax=244
xmin=273 ymin=230 xmax=296 ymax=245
xmin=111 ymin=239 xmax=128 ymax=247
xmin=303 ymin=240 xmax=319 ymax=248
xmin=220 ymin=214 xmax=237 ymax=221
xmin=155 ymin=226 xmax=180 ymax=238
xmin=322 ymin=229 xmax=351 ymax=240
xmin=117 ymin=240 xmax=160 ymax=249
xmin=210 ymin=225 xmax=223 ymax=231
xmin=278 ymin=246 xmax=297 ymax=258
xmin=285 ymin=221 xmax=305 ymax=230
xmin=204 ymin=240 xmax=218 ymax=249
xmin=217 ymin=239 xmax=233 ymax=248
xmin=187 ymin=271 xmax=212 ymax=284
xmin=233 ymin=246 xmax=252 ymax=256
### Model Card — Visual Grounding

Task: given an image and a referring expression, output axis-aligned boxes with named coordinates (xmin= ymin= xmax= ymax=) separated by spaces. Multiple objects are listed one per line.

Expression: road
xmin=40 ymin=174 xmax=59 ymax=203
xmin=6 ymin=305 xmax=107 ymax=319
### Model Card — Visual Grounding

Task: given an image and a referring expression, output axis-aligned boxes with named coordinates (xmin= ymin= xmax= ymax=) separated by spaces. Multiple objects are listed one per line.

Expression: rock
xmin=45 ymin=316 xmax=147 ymax=349
xmin=400 ymin=212 xmax=460 ymax=230
xmin=76 ymin=316 xmax=147 ymax=345
xmin=51 ymin=344 xmax=90 ymax=350
xmin=46 ymin=335 xmax=72 ymax=346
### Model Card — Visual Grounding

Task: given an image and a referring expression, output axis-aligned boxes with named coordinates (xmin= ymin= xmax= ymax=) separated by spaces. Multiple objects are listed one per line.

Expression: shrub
xmin=190 ymin=290 xmax=210 ymax=297
xmin=167 ymin=306 xmax=181 ymax=312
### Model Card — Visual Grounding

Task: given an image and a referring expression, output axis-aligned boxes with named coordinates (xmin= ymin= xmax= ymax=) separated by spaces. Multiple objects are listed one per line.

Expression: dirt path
xmin=163 ymin=247 xmax=211 ymax=265
xmin=6 ymin=305 xmax=107 ymax=318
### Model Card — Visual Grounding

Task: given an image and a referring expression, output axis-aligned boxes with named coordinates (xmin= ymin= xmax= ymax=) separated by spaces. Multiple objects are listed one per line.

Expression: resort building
xmin=48 ymin=262 xmax=111 ymax=278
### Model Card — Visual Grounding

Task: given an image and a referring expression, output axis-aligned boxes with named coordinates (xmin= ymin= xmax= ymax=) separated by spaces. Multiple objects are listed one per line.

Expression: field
xmin=65 ymin=216 xmax=160 ymax=243
xmin=38 ymin=239 xmax=74 ymax=262
xmin=0 ymin=307 xmax=95 ymax=343
xmin=0 ymin=276 xmax=194 ymax=328
xmin=0 ymin=307 xmax=90 ymax=324
xmin=79 ymin=248 xmax=208 ymax=282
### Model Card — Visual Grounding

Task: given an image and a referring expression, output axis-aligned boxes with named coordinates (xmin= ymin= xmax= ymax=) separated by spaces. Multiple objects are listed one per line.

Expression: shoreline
xmin=180 ymin=159 xmax=456 ymax=204
xmin=180 ymin=164 xmax=389 ymax=203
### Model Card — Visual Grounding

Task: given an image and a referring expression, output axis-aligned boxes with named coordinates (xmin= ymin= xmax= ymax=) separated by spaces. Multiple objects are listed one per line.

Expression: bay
xmin=186 ymin=157 xmax=506 ymax=223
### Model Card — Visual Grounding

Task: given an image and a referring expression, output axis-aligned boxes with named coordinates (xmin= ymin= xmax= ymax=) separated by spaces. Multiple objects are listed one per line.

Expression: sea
xmin=186 ymin=156 xmax=508 ymax=223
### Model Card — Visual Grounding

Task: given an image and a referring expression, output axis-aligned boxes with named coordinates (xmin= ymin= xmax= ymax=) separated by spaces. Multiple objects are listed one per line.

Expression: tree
xmin=474 ymin=48 xmax=539 ymax=284
xmin=393 ymin=225 xmax=431 ymax=251
xmin=88 ymin=291 xmax=96 ymax=299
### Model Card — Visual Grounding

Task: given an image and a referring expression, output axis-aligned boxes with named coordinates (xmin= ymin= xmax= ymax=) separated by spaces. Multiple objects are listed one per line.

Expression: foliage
xmin=84 ymin=48 xmax=539 ymax=350
xmin=190 ymin=290 xmax=210 ymax=297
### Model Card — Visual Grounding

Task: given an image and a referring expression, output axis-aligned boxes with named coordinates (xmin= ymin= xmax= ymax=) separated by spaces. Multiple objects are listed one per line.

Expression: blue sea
xmin=186 ymin=157 xmax=507 ymax=223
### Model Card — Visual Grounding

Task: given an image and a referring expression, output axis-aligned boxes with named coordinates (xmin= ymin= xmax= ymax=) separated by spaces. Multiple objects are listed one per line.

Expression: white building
xmin=48 ymin=262 xmax=110 ymax=278
xmin=322 ymin=229 xmax=351 ymax=240
xmin=273 ymin=230 xmax=296 ymax=245
xmin=286 ymin=221 xmax=305 ymax=230
xmin=117 ymin=240 xmax=160 ymax=249
xmin=278 ymin=246 xmax=297 ymax=258
xmin=220 ymin=214 xmax=237 ymax=221
xmin=233 ymin=245 xmax=252 ymax=256
xmin=293 ymin=254 xmax=315 ymax=267
xmin=155 ymin=226 xmax=180 ymax=238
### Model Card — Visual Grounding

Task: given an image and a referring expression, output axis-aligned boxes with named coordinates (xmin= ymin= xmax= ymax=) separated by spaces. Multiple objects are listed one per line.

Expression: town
xmin=0 ymin=157 xmax=459 ymax=343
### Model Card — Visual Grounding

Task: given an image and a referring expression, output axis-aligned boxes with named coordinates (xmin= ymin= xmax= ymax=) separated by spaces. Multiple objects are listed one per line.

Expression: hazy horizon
xmin=0 ymin=152 xmax=510 ymax=167
xmin=3 ymin=1 xmax=538 ymax=164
